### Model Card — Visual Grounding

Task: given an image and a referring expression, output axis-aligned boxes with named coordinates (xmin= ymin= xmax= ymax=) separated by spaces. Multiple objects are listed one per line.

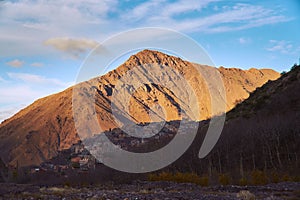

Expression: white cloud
xmin=1 ymin=0 xmax=116 ymax=32
xmin=213 ymin=5 xmax=219 ymax=11
xmin=0 ymin=0 xmax=293 ymax=59
xmin=0 ymin=85 xmax=50 ymax=122
xmin=124 ymin=0 xmax=165 ymax=21
xmin=266 ymin=40 xmax=293 ymax=54
xmin=0 ymin=73 xmax=74 ymax=122
xmin=0 ymin=0 xmax=116 ymax=58
xmin=238 ymin=37 xmax=251 ymax=44
xmin=125 ymin=0 xmax=218 ymax=19
xmin=6 ymin=59 xmax=24 ymax=67
xmin=168 ymin=4 xmax=290 ymax=33
xmin=44 ymin=37 xmax=99 ymax=58
xmin=122 ymin=1 xmax=291 ymax=33
xmin=7 ymin=72 xmax=72 ymax=87
xmin=0 ymin=105 xmax=27 ymax=123
xmin=123 ymin=0 xmax=219 ymax=23
xmin=30 ymin=62 xmax=44 ymax=67
xmin=0 ymin=85 xmax=40 ymax=104
xmin=163 ymin=0 xmax=219 ymax=17
xmin=0 ymin=76 xmax=7 ymax=82
xmin=0 ymin=24 xmax=47 ymax=58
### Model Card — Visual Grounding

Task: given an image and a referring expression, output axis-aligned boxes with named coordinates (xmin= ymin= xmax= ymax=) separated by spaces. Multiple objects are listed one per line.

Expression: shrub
xmin=198 ymin=176 xmax=209 ymax=187
xmin=148 ymin=172 xmax=209 ymax=186
xmin=147 ymin=172 xmax=173 ymax=182
xmin=218 ymin=173 xmax=231 ymax=185
xmin=157 ymin=171 xmax=173 ymax=181
xmin=281 ymin=174 xmax=292 ymax=182
xmin=80 ymin=181 xmax=89 ymax=187
xmin=148 ymin=173 xmax=157 ymax=181
xmin=281 ymin=71 xmax=287 ymax=75
xmin=173 ymin=172 xmax=200 ymax=184
xmin=292 ymin=175 xmax=300 ymax=182
xmin=291 ymin=64 xmax=298 ymax=71
xmin=189 ymin=173 xmax=202 ymax=185
xmin=251 ymin=170 xmax=268 ymax=185
xmin=239 ymin=177 xmax=248 ymax=186
xmin=64 ymin=181 xmax=71 ymax=188
xmin=270 ymin=171 xmax=280 ymax=183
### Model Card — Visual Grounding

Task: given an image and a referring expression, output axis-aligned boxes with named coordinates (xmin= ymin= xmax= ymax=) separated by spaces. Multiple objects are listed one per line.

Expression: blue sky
xmin=0 ymin=0 xmax=300 ymax=121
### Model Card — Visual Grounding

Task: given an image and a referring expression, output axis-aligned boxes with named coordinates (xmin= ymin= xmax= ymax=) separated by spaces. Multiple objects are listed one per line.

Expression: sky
xmin=0 ymin=0 xmax=300 ymax=122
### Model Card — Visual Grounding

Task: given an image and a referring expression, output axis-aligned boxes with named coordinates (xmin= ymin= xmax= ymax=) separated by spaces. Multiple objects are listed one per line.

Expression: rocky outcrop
xmin=0 ymin=50 xmax=280 ymax=167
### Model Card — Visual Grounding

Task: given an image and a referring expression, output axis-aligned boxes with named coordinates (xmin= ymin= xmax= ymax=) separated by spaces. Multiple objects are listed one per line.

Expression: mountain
xmin=0 ymin=50 xmax=279 ymax=167
xmin=171 ymin=64 xmax=300 ymax=182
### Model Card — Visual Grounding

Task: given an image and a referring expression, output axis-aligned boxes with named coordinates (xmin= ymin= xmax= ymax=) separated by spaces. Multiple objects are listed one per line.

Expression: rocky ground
xmin=0 ymin=181 xmax=299 ymax=200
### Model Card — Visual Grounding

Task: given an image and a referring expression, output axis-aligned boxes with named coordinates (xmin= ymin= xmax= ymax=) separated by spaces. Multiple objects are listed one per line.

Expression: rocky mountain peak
xmin=0 ymin=50 xmax=280 ymax=167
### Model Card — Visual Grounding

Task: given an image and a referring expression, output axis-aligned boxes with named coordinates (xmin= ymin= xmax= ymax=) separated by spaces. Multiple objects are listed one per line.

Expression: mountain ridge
xmin=0 ymin=50 xmax=280 ymax=167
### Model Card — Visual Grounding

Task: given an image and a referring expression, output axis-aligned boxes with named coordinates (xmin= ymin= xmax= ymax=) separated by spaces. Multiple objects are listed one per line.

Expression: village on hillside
xmin=25 ymin=120 xmax=201 ymax=177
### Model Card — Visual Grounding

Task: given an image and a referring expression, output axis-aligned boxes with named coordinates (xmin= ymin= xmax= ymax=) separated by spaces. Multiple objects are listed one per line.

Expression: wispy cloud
xmin=124 ymin=0 xmax=165 ymax=21
xmin=122 ymin=1 xmax=291 ymax=33
xmin=0 ymin=73 xmax=74 ymax=122
xmin=124 ymin=0 xmax=219 ymax=21
xmin=168 ymin=4 xmax=290 ymax=33
xmin=163 ymin=0 xmax=217 ymax=17
xmin=0 ymin=0 xmax=296 ymax=122
xmin=238 ymin=37 xmax=251 ymax=44
xmin=6 ymin=59 xmax=24 ymax=67
xmin=0 ymin=0 xmax=115 ymax=58
xmin=30 ymin=62 xmax=44 ymax=67
xmin=0 ymin=105 xmax=26 ymax=123
xmin=0 ymin=84 xmax=49 ymax=122
xmin=44 ymin=37 xmax=99 ymax=58
xmin=0 ymin=85 xmax=40 ymax=104
xmin=7 ymin=72 xmax=72 ymax=87
xmin=0 ymin=76 xmax=7 ymax=82
xmin=266 ymin=40 xmax=293 ymax=54
xmin=0 ymin=0 xmax=293 ymax=59
xmin=0 ymin=0 xmax=116 ymax=32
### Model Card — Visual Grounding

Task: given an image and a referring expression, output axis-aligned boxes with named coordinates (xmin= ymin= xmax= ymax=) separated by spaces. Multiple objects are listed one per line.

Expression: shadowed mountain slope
xmin=0 ymin=50 xmax=279 ymax=167
xmin=171 ymin=65 xmax=300 ymax=181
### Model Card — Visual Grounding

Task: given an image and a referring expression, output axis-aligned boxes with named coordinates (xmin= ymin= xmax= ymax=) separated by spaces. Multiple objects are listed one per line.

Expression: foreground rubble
xmin=0 ymin=181 xmax=299 ymax=200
